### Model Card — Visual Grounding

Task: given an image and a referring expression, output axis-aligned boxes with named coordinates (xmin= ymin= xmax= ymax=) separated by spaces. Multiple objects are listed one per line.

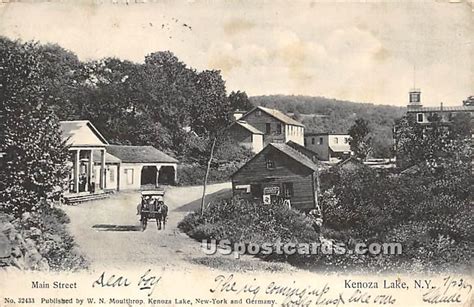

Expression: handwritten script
xmin=210 ymin=274 xmax=472 ymax=306
xmin=92 ymin=269 xmax=161 ymax=296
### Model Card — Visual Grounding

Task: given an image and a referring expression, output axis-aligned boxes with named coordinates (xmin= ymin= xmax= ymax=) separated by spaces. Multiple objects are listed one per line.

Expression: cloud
xmin=223 ymin=18 xmax=255 ymax=36
xmin=0 ymin=1 xmax=471 ymax=106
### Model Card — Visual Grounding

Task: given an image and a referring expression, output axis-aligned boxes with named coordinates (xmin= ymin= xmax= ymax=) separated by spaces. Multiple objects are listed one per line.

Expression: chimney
xmin=440 ymin=102 xmax=443 ymax=111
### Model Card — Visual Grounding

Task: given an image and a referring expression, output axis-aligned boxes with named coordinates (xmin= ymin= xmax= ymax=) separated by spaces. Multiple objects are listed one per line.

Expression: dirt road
xmin=63 ymin=183 xmax=233 ymax=271
xmin=64 ymin=183 xmax=293 ymax=273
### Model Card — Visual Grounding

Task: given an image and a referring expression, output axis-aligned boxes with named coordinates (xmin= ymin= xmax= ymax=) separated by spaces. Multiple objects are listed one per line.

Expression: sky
xmin=0 ymin=0 xmax=472 ymax=107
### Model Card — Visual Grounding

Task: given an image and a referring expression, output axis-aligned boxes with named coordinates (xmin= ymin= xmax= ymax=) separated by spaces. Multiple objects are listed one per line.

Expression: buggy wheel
xmin=141 ymin=218 xmax=147 ymax=231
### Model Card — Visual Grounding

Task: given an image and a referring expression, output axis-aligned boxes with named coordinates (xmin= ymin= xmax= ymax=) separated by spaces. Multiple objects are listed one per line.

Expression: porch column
xmin=156 ymin=165 xmax=161 ymax=187
xmin=99 ymin=149 xmax=106 ymax=189
xmin=74 ymin=149 xmax=80 ymax=193
xmin=315 ymin=171 xmax=320 ymax=210
xmin=174 ymin=165 xmax=178 ymax=185
xmin=88 ymin=149 xmax=93 ymax=192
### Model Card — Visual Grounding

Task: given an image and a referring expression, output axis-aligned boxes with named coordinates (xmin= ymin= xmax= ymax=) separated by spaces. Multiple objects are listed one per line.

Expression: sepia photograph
xmin=0 ymin=0 xmax=472 ymax=306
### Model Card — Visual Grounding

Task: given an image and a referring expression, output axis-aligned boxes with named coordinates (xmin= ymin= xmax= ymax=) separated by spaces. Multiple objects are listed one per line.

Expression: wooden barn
xmin=231 ymin=143 xmax=319 ymax=212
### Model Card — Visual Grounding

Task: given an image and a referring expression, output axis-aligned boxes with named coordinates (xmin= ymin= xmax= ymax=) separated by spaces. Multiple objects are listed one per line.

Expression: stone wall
xmin=0 ymin=213 xmax=50 ymax=271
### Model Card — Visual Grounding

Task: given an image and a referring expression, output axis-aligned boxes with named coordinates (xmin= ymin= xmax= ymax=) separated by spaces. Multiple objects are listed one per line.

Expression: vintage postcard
xmin=0 ymin=0 xmax=472 ymax=306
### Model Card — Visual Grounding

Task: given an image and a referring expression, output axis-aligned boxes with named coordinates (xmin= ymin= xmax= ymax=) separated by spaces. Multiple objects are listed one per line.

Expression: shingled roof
xmin=231 ymin=120 xmax=264 ymax=134
xmin=92 ymin=151 xmax=121 ymax=164
xmin=286 ymin=140 xmax=320 ymax=161
xmin=269 ymin=143 xmax=318 ymax=171
xmin=106 ymin=145 xmax=178 ymax=164
xmin=242 ymin=106 xmax=304 ymax=127
xmin=231 ymin=142 xmax=318 ymax=178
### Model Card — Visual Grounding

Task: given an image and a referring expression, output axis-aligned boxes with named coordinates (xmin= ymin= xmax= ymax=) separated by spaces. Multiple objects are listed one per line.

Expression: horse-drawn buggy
xmin=137 ymin=190 xmax=168 ymax=231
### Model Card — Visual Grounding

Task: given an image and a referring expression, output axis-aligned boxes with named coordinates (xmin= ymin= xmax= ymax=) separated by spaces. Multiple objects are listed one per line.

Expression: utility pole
xmin=201 ymin=137 xmax=217 ymax=216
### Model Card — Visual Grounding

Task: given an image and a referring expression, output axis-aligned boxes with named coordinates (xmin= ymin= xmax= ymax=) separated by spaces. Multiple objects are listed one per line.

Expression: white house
xmin=60 ymin=121 xmax=108 ymax=194
xmin=304 ymin=132 xmax=352 ymax=162
xmin=238 ymin=106 xmax=305 ymax=146
xmin=60 ymin=120 xmax=178 ymax=194
xmin=106 ymin=145 xmax=178 ymax=190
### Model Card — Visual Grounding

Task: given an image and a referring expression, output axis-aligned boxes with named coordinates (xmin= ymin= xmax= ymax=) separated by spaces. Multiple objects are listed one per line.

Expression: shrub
xmin=320 ymin=165 xmax=403 ymax=237
xmin=319 ymin=159 xmax=473 ymax=271
xmin=177 ymin=162 xmax=243 ymax=186
xmin=18 ymin=206 xmax=88 ymax=271
xmin=383 ymin=221 xmax=473 ymax=271
xmin=178 ymin=197 xmax=320 ymax=264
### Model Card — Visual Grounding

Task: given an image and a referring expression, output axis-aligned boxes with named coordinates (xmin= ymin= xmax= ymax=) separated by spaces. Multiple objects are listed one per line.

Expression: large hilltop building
xmin=406 ymin=89 xmax=473 ymax=124
xmin=397 ymin=90 xmax=473 ymax=171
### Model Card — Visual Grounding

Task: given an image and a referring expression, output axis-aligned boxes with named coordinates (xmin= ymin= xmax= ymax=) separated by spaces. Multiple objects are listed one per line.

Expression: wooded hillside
xmin=251 ymin=95 xmax=406 ymax=157
xmin=1 ymin=36 xmax=406 ymax=160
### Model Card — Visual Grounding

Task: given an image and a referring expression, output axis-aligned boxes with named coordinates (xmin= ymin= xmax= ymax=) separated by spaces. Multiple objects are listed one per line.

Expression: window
xmin=266 ymin=158 xmax=275 ymax=169
xmin=410 ymin=91 xmax=420 ymax=103
xmin=319 ymin=137 xmax=323 ymax=145
xmin=256 ymin=110 xmax=262 ymax=117
xmin=345 ymin=137 xmax=350 ymax=144
xmin=276 ymin=123 xmax=282 ymax=134
xmin=124 ymin=168 xmax=134 ymax=185
xmin=417 ymin=113 xmax=424 ymax=123
xmin=109 ymin=168 xmax=115 ymax=182
xmin=265 ymin=123 xmax=271 ymax=134
xmin=311 ymin=137 xmax=315 ymax=145
xmin=334 ymin=137 xmax=339 ymax=144
xmin=282 ymin=182 xmax=293 ymax=198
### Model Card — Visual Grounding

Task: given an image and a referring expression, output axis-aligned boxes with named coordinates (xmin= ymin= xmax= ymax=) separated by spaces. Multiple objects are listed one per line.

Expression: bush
xmin=178 ymin=197 xmax=320 ymax=264
xmin=320 ymin=165 xmax=403 ymax=237
xmin=318 ymin=161 xmax=473 ymax=271
xmin=178 ymin=136 xmax=252 ymax=186
xmin=18 ymin=206 xmax=88 ymax=271
xmin=383 ymin=221 xmax=473 ymax=271
xmin=177 ymin=162 xmax=244 ymax=186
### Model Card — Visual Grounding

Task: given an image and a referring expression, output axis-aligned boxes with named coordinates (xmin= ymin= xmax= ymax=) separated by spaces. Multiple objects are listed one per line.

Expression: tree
xmin=394 ymin=113 xmax=472 ymax=180
xmin=228 ymin=90 xmax=253 ymax=112
xmin=0 ymin=38 xmax=70 ymax=216
xmin=142 ymin=52 xmax=198 ymax=155
xmin=462 ymin=95 xmax=474 ymax=106
xmin=190 ymin=70 xmax=232 ymax=136
xmin=35 ymin=43 xmax=85 ymax=120
xmin=348 ymin=118 xmax=373 ymax=160
xmin=78 ymin=58 xmax=145 ymax=145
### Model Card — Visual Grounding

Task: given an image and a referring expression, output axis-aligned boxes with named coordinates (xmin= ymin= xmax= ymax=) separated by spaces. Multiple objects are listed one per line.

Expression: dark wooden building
xmin=231 ymin=143 xmax=319 ymax=212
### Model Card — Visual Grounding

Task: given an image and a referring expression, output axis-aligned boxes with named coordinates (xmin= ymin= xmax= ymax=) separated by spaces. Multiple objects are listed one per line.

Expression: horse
xmin=155 ymin=200 xmax=168 ymax=230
